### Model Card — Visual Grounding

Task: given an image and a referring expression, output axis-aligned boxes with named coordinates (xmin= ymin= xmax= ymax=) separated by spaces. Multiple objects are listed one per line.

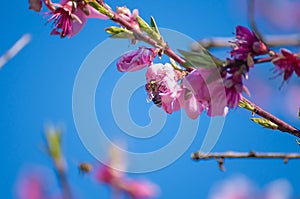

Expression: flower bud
xmin=117 ymin=47 xmax=157 ymax=72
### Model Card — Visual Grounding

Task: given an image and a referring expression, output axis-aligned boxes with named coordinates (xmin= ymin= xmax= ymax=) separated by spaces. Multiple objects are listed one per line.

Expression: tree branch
xmin=192 ymin=151 xmax=300 ymax=171
xmin=241 ymin=97 xmax=300 ymax=138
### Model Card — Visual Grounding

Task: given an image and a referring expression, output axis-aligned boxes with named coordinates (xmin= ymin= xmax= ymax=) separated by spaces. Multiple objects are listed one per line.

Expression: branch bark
xmin=241 ymin=97 xmax=300 ymax=138
xmin=192 ymin=151 xmax=300 ymax=161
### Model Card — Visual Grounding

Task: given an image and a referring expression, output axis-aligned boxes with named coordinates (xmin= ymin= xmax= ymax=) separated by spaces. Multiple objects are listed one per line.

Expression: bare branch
xmin=191 ymin=34 xmax=300 ymax=50
xmin=192 ymin=151 xmax=300 ymax=170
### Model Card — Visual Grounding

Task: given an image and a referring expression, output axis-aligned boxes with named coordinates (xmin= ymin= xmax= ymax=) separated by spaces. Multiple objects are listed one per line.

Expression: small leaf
xmin=136 ymin=16 xmax=161 ymax=42
xmin=178 ymin=49 xmax=218 ymax=69
xmin=169 ymin=58 xmax=183 ymax=71
xmin=251 ymin=118 xmax=278 ymax=130
xmin=239 ymin=99 xmax=255 ymax=112
xmin=136 ymin=16 xmax=152 ymax=34
xmin=150 ymin=16 xmax=160 ymax=34
xmin=205 ymin=69 xmax=223 ymax=84
xmin=105 ymin=26 xmax=134 ymax=39
xmin=87 ymin=0 xmax=113 ymax=18
xmin=45 ymin=127 xmax=62 ymax=161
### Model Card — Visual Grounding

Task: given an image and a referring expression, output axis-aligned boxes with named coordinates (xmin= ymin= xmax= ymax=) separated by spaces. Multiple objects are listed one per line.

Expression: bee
xmin=78 ymin=162 xmax=93 ymax=175
xmin=145 ymin=79 xmax=165 ymax=107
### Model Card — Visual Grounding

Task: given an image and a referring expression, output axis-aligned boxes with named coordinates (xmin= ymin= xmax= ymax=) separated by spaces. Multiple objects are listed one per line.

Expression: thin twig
xmin=54 ymin=160 xmax=72 ymax=199
xmin=241 ymin=97 xmax=300 ymax=138
xmin=191 ymin=34 xmax=300 ymax=50
xmin=45 ymin=127 xmax=72 ymax=199
xmin=0 ymin=34 xmax=31 ymax=69
xmin=248 ymin=0 xmax=264 ymax=42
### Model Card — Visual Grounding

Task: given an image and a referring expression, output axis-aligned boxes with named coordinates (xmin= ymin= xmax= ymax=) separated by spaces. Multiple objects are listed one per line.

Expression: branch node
xmin=216 ymin=158 xmax=225 ymax=171
xmin=249 ymin=150 xmax=256 ymax=157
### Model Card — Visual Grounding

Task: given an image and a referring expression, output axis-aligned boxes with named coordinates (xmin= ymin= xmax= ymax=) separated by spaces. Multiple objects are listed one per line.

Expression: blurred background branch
xmin=45 ymin=126 xmax=72 ymax=199
xmin=0 ymin=34 xmax=31 ymax=69
xmin=191 ymin=34 xmax=300 ymax=50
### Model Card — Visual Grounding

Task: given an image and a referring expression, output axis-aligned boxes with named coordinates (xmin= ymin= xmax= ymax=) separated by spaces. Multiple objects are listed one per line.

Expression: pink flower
xmin=116 ymin=6 xmax=139 ymax=30
xmin=272 ymin=48 xmax=300 ymax=81
xmin=209 ymin=176 xmax=292 ymax=199
xmin=124 ymin=180 xmax=159 ymax=199
xmin=178 ymin=89 xmax=204 ymax=119
xmin=28 ymin=0 xmax=42 ymax=12
xmin=183 ymin=69 xmax=228 ymax=116
xmin=145 ymin=63 xmax=182 ymax=114
xmin=46 ymin=0 xmax=108 ymax=38
xmin=209 ymin=176 xmax=257 ymax=199
xmin=95 ymin=165 xmax=158 ymax=199
xmin=17 ymin=174 xmax=47 ymax=199
xmin=117 ymin=47 xmax=157 ymax=72
xmin=231 ymin=26 xmax=268 ymax=61
xmin=224 ymin=74 xmax=247 ymax=109
xmin=95 ymin=165 xmax=124 ymax=186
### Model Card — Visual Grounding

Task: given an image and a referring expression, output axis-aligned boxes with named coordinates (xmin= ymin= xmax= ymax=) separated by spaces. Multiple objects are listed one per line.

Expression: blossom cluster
xmin=117 ymin=47 xmax=226 ymax=118
xmin=28 ymin=1 xmax=300 ymax=119
xmin=116 ymin=25 xmax=300 ymax=119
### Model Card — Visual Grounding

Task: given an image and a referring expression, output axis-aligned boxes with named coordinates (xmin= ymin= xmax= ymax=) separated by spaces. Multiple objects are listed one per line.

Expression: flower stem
xmin=54 ymin=160 xmax=72 ymax=199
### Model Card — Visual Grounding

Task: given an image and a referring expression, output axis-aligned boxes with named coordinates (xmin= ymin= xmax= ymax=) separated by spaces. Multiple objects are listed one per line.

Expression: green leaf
xmin=178 ymin=49 xmax=218 ymax=69
xmin=150 ymin=16 xmax=160 ymax=34
xmin=136 ymin=16 xmax=152 ymax=34
xmin=169 ymin=58 xmax=183 ymax=71
xmin=239 ymin=99 xmax=255 ymax=112
xmin=136 ymin=16 xmax=161 ymax=42
xmin=87 ymin=0 xmax=113 ymax=18
xmin=105 ymin=26 xmax=134 ymax=39
xmin=205 ymin=70 xmax=222 ymax=84
xmin=45 ymin=127 xmax=62 ymax=161
xmin=250 ymin=118 xmax=278 ymax=130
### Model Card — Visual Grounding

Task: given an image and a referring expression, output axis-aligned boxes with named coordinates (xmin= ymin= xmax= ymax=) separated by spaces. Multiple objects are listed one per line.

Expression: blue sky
xmin=1 ymin=0 xmax=300 ymax=198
